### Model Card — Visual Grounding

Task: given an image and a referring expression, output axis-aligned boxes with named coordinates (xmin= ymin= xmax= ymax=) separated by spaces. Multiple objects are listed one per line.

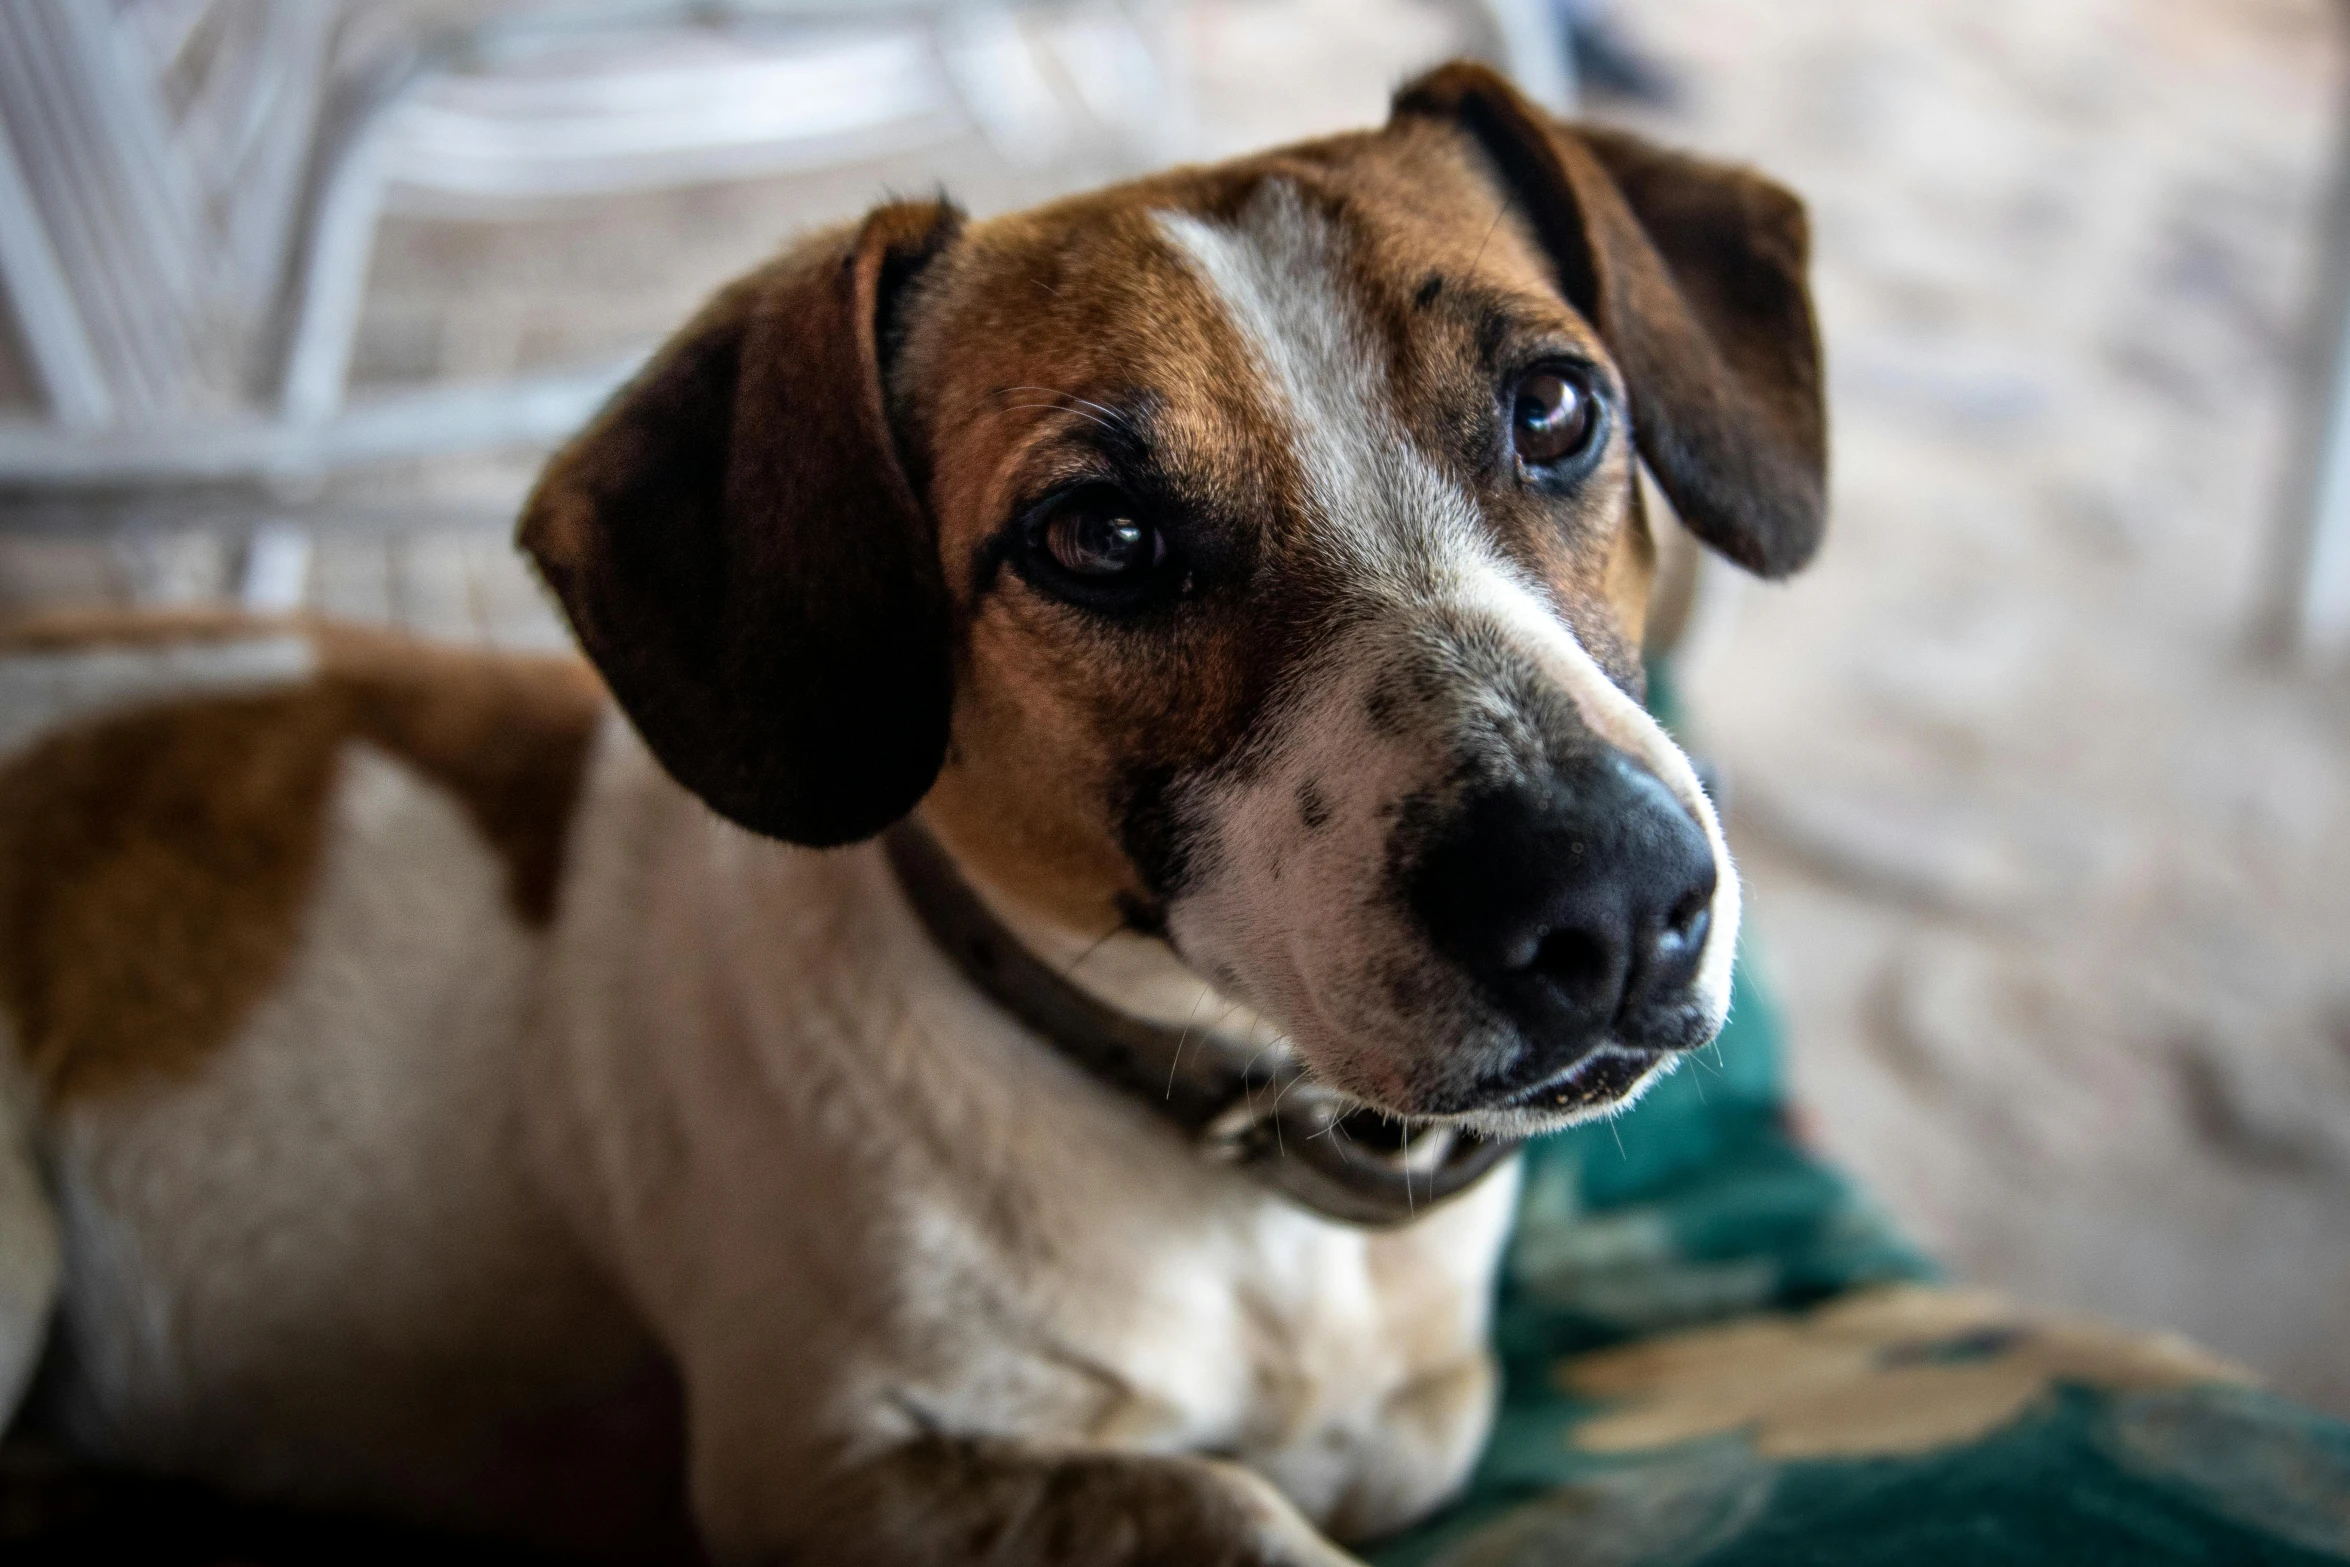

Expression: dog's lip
xmin=1490 ymin=1042 xmax=1666 ymax=1112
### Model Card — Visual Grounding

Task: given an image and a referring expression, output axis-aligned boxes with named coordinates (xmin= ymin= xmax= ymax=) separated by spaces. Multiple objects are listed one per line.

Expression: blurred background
xmin=2 ymin=0 xmax=2345 ymax=1414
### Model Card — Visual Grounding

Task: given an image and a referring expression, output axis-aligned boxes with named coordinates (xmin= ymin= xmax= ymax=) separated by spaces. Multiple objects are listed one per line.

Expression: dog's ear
xmin=521 ymin=201 xmax=962 ymax=847
xmin=1393 ymin=64 xmax=1825 ymax=577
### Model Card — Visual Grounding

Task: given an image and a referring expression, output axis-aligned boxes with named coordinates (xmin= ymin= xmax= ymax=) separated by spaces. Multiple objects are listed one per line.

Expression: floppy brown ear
xmin=520 ymin=201 xmax=962 ymax=846
xmin=1393 ymin=63 xmax=1826 ymax=577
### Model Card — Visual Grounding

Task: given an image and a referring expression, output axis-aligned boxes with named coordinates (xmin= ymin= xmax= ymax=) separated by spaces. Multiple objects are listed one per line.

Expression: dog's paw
xmin=1200 ymin=1459 xmax=1369 ymax=1567
xmin=787 ymin=1439 xmax=1365 ymax=1566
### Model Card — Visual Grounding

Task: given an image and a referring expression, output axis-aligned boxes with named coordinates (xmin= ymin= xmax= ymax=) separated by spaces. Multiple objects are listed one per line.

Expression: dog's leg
xmin=0 ymin=1057 xmax=59 ymax=1425
xmin=788 ymin=1438 xmax=1364 ymax=1567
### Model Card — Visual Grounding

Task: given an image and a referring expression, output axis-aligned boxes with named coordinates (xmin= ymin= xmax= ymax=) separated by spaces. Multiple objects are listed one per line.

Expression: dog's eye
xmin=1510 ymin=368 xmax=1599 ymax=469
xmin=1010 ymin=485 xmax=1183 ymax=614
xmin=1039 ymin=490 xmax=1165 ymax=580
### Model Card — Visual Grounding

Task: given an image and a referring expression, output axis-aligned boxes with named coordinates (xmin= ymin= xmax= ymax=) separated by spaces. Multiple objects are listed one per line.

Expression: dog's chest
xmin=788 ymin=1061 xmax=1514 ymax=1540
xmin=546 ymin=744 xmax=1517 ymax=1539
xmin=950 ymin=1164 xmax=1518 ymax=1537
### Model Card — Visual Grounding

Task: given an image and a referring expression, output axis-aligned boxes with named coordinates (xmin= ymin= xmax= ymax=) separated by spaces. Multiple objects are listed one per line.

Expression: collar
xmin=882 ymin=819 xmax=1520 ymax=1227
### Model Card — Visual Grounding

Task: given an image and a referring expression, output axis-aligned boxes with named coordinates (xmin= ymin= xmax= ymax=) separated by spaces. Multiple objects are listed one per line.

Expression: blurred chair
xmin=0 ymin=0 xmax=1188 ymax=496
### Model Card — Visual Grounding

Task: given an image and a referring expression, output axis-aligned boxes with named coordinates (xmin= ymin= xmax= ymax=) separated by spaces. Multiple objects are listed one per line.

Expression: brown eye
xmin=1511 ymin=369 xmax=1597 ymax=468
xmin=1043 ymin=492 xmax=1163 ymax=578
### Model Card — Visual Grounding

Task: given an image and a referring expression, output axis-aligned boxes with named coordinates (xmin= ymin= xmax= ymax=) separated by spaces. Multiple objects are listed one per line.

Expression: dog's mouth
xmin=1484 ymin=1042 xmax=1671 ymax=1115
xmin=1287 ymin=1039 xmax=1668 ymax=1132
xmin=1265 ymin=1033 xmax=1674 ymax=1146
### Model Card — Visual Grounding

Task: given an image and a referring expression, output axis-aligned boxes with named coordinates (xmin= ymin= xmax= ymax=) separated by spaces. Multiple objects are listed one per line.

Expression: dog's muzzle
xmin=1409 ymin=746 xmax=1719 ymax=1107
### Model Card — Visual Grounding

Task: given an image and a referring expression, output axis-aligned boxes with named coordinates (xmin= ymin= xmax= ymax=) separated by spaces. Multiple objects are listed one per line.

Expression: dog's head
xmin=522 ymin=64 xmax=1825 ymax=1137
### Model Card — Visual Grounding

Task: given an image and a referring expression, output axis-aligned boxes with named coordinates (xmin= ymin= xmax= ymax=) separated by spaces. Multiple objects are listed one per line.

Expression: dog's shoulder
xmin=0 ymin=612 xmax=608 ymax=1100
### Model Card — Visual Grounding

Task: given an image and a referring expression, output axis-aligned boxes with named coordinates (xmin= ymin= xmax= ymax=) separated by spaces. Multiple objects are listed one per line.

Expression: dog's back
xmin=0 ymin=614 xmax=331 ymax=1428
xmin=0 ymin=616 xmax=687 ymax=1558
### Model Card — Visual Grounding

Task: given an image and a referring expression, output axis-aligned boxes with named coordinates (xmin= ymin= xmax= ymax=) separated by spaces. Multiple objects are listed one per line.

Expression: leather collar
xmin=883 ymin=819 xmax=1520 ymax=1227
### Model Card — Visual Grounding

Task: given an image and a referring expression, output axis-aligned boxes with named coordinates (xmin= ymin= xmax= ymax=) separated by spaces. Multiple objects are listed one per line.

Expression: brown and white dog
xmin=0 ymin=65 xmax=1823 ymax=1565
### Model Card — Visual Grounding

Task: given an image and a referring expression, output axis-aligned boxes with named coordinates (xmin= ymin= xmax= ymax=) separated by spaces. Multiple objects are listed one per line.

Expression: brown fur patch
xmin=0 ymin=623 xmax=606 ymax=1099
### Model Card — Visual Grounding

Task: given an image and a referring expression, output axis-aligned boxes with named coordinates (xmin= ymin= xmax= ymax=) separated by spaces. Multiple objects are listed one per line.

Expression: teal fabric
xmin=1361 ymin=678 xmax=2350 ymax=1566
xmin=1380 ymin=1384 xmax=2350 ymax=1566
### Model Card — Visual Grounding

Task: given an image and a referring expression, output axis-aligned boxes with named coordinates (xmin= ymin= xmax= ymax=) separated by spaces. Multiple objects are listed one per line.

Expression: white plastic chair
xmin=0 ymin=0 xmax=1189 ymax=489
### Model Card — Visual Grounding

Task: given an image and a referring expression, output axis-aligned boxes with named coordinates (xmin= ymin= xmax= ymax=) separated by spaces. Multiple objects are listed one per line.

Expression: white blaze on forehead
xmin=1153 ymin=182 xmax=1482 ymax=581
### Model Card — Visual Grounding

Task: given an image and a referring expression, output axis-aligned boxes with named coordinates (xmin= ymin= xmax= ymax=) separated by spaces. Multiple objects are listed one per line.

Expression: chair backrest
xmin=0 ymin=0 xmax=338 ymax=428
xmin=2 ymin=0 xmax=1184 ymax=440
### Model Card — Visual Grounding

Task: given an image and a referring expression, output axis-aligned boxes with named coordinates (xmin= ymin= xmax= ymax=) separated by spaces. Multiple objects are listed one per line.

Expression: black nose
xmin=1410 ymin=752 xmax=1716 ymax=1062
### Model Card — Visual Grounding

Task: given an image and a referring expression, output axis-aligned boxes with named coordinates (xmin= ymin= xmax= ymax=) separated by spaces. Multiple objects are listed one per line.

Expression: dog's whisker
xmin=981 ymin=398 xmax=1120 ymax=433
xmin=1000 ymin=385 xmax=1136 ymax=431
xmin=995 ymin=386 xmax=1142 ymax=443
xmin=1060 ymin=920 xmax=1123 ymax=982
xmin=1167 ymin=987 xmax=1210 ymax=1100
xmin=1264 ymin=1068 xmax=1306 ymax=1160
xmin=1239 ymin=1036 xmax=1277 ymax=1091
xmin=1066 ymin=395 xmax=1137 ymax=432
xmin=1468 ymin=200 xmax=1507 ymax=279
xmin=1269 ymin=1071 xmax=1302 ymax=1117
xmin=1402 ymin=1119 xmax=1414 ymax=1212
xmin=989 ymin=402 xmax=1126 ymax=439
xmin=993 ymin=398 xmax=1116 ymax=422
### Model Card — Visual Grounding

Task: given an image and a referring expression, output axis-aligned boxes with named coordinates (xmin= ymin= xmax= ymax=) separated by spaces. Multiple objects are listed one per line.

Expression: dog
xmin=0 ymin=63 xmax=1823 ymax=1565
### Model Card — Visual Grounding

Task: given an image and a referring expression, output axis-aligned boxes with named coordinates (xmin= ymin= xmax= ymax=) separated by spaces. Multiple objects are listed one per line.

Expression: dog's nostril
xmin=1665 ymin=889 xmax=1710 ymax=944
xmin=1529 ymin=926 xmax=1614 ymax=1003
